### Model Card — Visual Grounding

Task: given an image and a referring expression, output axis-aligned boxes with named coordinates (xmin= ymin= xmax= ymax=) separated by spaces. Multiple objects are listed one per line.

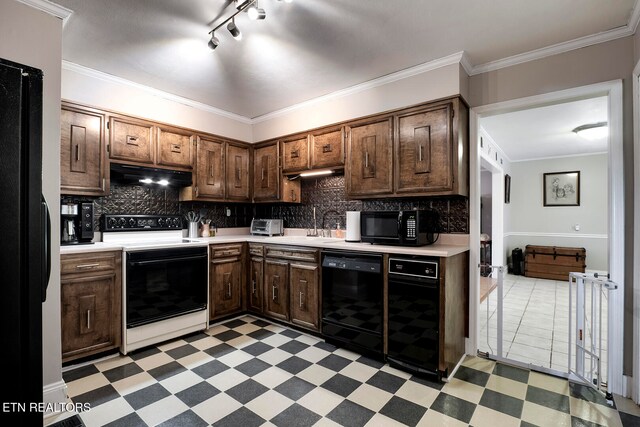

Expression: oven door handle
xmin=128 ymin=254 xmax=207 ymax=266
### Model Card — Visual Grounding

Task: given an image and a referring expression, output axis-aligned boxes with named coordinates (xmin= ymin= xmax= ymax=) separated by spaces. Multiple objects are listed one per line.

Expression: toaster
xmin=250 ymin=219 xmax=284 ymax=236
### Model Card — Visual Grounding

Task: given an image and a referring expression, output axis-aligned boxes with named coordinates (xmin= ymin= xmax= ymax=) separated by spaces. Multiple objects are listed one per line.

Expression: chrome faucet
xmin=307 ymin=207 xmax=318 ymax=236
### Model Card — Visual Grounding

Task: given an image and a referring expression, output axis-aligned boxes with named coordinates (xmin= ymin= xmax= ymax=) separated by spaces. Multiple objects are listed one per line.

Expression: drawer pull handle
xmin=272 ymin=284 xmax=277 ymax=301
xmin=299 ymin=291 xmax=304 ymax=308
xmin=261 ymin=167 xmax=265 ymax=181
xmin=126 ymin=135 xmax=139 ymax=146
xmin=227 ymin=282 xmax=232 ymax=298
xmin=418 ymin=144 xmax=423 ymax=162
xmin=291 ymin=190 xmax=296 ymax=201
xmin=86 ymin=309 xmax=91 ymax=330
xmin=76 ymin=263 xmax=100 ymax=269
xmin=364 ymin=151 xmax=369 ymax=168
xmin=75 ymin=144 xmax=81 ymax=162
xmin=322 ymin=144 xmax=332 ymax=153
xmin=171 ymin=143 xmax=181 ymax=153
xmin=252 ymin=279 xmax=256 ymax=295
xmin=291 ymin=149 xmax=299 ymax=159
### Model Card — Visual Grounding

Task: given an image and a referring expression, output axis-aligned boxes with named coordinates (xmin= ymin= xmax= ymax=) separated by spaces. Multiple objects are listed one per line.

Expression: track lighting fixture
xmin=248 ymin=3 xmax=266 ymax=20
xmin=207 ymin=0 xmax=292 ymax=51
xmin=227 ymin=17 xmax=242 ymax=40
xmin=208 ymin=33 xmax=219 ymax=50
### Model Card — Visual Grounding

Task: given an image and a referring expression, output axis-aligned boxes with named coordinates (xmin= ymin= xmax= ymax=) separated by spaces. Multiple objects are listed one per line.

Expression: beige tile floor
xmin=479 ymin=274 xmax=608 ymax=381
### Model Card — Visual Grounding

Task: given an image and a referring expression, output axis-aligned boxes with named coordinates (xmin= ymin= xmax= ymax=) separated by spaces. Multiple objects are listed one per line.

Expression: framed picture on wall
xmin=504 ymin=174 xmax=511 ymax=204
xmin=543 ymin=171 xmax=580 ymax=206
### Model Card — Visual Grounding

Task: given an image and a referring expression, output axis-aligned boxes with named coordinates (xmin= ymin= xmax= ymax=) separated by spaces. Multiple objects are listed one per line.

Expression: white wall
xmin=252 ymin=63 xmax=464 ymax=141
xmin=0 ymin=0 xmax=64 ymax=409
xmin=61 ymin=65 xmax=253 ymax=142
xmin=505 ymin=153 xmax=608 ymax=271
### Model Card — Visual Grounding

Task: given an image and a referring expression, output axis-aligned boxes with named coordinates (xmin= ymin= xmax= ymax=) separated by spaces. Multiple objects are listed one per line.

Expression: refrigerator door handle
xmin=41 ymin=195 xmax=51 ymax=302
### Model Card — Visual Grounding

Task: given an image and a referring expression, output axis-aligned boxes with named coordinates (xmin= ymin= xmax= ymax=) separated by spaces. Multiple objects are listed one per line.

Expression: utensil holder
xmin=188 ymin=221 xmax=199 ymax=238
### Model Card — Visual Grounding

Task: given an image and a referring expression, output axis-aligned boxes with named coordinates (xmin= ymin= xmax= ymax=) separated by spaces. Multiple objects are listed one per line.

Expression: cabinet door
xmin=195 ymin=137 xmax=225 ymax=200
xmin=248 ymin=257 xmax=263 ymax=313
xmin=253 ymin=143 xmax=279 ymax=201
xmin=264 ymin=259 xmax=289 ymax=321
xmin=60 ymin=106 xmax=108 ymax=196
xmin=396 ymin=103 xmax=453 ymax=193
xmin=109 ymin=116 xmax=154 ymax=165
xmin=281 ymin=178 xmax=301 ymax=203
xmin=289 ymin=263 xmax=319 ymax=331
xmin=281 ymin=135 xmax=309 ymax=173
xmin=226 ymin=143 xmax=250 ymax=201
xmin=310 ymin=127 xmax=344 ymax=169
xmin=346 ymin=117 xmax=393 ymax=197
xmin=61 ymin=273 xmax=120 ymax=361
xmin=210 ymin=258 xmax=242 ymax=318
xmin=157 ymin=126 xmax=193 ymax=169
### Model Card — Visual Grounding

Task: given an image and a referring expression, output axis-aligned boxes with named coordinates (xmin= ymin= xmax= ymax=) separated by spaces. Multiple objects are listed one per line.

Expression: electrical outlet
xmin=226 ymin=208 xmax=231 ymax=217
xmin=574 ymin=224 xmax=580 ymax=231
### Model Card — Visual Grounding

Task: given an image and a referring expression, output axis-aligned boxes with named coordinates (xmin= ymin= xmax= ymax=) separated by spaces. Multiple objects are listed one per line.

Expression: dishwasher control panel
xmin=388 ymin=257 xmax=439 ymax=279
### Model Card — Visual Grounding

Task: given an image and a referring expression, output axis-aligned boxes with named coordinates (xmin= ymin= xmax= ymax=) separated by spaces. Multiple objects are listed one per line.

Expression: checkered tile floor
xmin=58 ymin=315 xmax=639 ymax=427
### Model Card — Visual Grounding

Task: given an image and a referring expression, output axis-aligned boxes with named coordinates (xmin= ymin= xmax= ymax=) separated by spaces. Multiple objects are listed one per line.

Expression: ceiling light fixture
xmin=207 ymin=0 xmax=292 ymax=51
xmin=227 ymin=17 xmax=242 ymax=40
xmin=208 ymin=33 xmax=220 ymax=50
xmin=572 ymin=122 xmax=608 ymax=141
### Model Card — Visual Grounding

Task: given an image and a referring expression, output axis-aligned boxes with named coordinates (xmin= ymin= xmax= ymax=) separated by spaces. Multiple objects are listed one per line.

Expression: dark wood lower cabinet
xmin=289 ymin=262 xmax=319 ymax=330
xmin=60 ymin=251 xmax=121 ymax=363
xmin=210 ymin=249 xmax=243 ymax=319
xmin=264 ymin=259 xmax=289 ymax=321
xmin=248 ymin=256 xmax=264 ymax=313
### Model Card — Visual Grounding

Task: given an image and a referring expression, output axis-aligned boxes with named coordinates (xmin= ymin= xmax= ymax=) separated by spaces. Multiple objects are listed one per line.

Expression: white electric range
xmin=102 ymin=215 xmax=209 ymax=354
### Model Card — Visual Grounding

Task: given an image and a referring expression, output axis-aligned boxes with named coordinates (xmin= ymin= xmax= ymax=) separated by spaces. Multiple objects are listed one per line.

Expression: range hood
xmin=110 ymin=163 xmax=192 ymax=187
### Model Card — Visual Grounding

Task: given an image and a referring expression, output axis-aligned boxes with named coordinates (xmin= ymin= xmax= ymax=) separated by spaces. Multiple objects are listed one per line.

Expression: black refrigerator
xmin=0 ymin=57 xmax=51 ymax=424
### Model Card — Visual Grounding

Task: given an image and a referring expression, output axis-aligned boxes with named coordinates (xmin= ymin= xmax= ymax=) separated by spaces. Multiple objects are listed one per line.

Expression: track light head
xmin=227 ymin=18 xmax=242 ymax=40
xmin=208 ymin=33 xmax=220 ymax=50
xmin=248 ymin=6 xmax=266 ymax=20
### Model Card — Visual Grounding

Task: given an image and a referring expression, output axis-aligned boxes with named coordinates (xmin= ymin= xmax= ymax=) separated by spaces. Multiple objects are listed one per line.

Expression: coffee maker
xmin=61 ymin=201 xmax=94 ymax=245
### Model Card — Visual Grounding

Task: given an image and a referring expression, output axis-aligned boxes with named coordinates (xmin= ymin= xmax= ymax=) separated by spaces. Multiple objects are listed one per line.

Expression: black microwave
xmin=360 ymin=210 xmax=439 ymax=246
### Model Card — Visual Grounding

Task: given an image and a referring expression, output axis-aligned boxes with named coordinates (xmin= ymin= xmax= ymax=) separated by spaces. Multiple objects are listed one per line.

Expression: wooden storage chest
xmin=524 ymin=245 xmax=586 ymax=281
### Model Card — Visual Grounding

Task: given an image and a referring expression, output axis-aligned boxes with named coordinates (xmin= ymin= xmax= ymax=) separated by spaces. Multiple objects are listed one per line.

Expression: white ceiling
xmin=480 ymin=96 xmax=609 ymax=162
xmin=55 ymin=0 xmax=636 ymax=119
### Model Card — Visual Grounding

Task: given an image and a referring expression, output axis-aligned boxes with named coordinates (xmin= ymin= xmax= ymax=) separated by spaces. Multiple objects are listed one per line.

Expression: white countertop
xmin=61 ymin=233 xmax=469 ymax=257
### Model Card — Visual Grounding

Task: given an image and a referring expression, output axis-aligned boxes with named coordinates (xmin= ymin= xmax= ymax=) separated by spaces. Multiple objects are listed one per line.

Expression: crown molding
xmin=62 ymin=61 xmax=253 ymax=124
xmin=15 ymin=0 xmax=73 ymax=26
xmin=630 ymin=0 xmax=640 ymax=33
xmin=459 ymin=51 xmax=474 ymax=76
xmin=504 ymin=231 xmax=607 ymax=239
xmin=470 ymin=24 xmax=635 ymax=76
xmin=509 ymin=150 xmax=608 ymax=163
xmin=252 ymin=52 xmax=466 ymax=123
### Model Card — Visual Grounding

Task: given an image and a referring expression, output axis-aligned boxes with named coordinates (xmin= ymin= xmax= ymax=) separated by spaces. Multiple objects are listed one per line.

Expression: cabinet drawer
xmin=265 ymin=246 xmax=318 ymax=263
xmin=210 ymin=244 xmax=243 ymax=259
xmin=248 ymin=244 xmax=264 ymax=257
xmin=61 ymin=253 xmax=118 ymax=276
xmin=109 ymin=117 xmax=154 ymax=164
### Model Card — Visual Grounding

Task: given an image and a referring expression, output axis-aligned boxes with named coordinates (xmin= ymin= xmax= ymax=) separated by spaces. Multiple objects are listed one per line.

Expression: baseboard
xmin=42 ymin=380 xmax=68 ymax=420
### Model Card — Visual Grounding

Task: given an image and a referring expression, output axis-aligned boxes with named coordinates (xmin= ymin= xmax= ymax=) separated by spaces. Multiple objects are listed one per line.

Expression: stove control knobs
xmin=118 ymin=218 xmax=127 ymax=227
xmin=129 ymin=218 xmax=136 ymax=227
xmin=107 ymin=217 xmax=117 ymax=228
xmin=172 ymin=218 xmax=180 ymax=228
xmin=157 ymin=218 xmax=164 ymax=227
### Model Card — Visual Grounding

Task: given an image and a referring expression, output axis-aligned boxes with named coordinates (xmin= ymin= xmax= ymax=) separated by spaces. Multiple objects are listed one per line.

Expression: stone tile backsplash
xmin=62 ymin=175 xmax=468 ymax=233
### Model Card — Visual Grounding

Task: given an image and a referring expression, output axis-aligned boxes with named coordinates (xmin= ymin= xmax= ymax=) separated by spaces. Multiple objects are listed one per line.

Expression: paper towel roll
xmin=346 ymin=211 xmax=361 ymax=242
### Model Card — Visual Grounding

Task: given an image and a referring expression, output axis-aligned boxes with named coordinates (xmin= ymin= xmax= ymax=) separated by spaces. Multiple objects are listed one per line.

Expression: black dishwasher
xmin=387 ymin=256 xmax=441 ymax=378
xmin=322 ymin=251 xmax=383 ymax=359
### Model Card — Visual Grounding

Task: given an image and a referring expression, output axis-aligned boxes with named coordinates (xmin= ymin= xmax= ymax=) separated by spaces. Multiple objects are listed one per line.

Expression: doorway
xmin=468 ymin=80 xmax=625 ymax=395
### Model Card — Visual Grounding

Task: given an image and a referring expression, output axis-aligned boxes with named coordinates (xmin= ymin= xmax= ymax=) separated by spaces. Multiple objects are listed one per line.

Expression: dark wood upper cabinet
xmin=60 ymin=104 xmax=109 ymax=196
xmin=310 ymin=126 xmax=344 ymax=169
xmin=157 ymin=125 xmax=194 ymax=170
xmin=346 ymin=116 xmax=394 ymax=197
xmin=192 ymin=136 xmax=225 ymax=200
xmin=395 ymin=98 xmax=468 ymax=196
xmin=281 ymin=134 xmax=309 ymax=173
xmin=109 ymin=116 xmax=155 ymax=165
xmin=225 ymin=142 xmax=251 ymax=201
xmin=253 ymin=143 xmax=280 ymax=201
